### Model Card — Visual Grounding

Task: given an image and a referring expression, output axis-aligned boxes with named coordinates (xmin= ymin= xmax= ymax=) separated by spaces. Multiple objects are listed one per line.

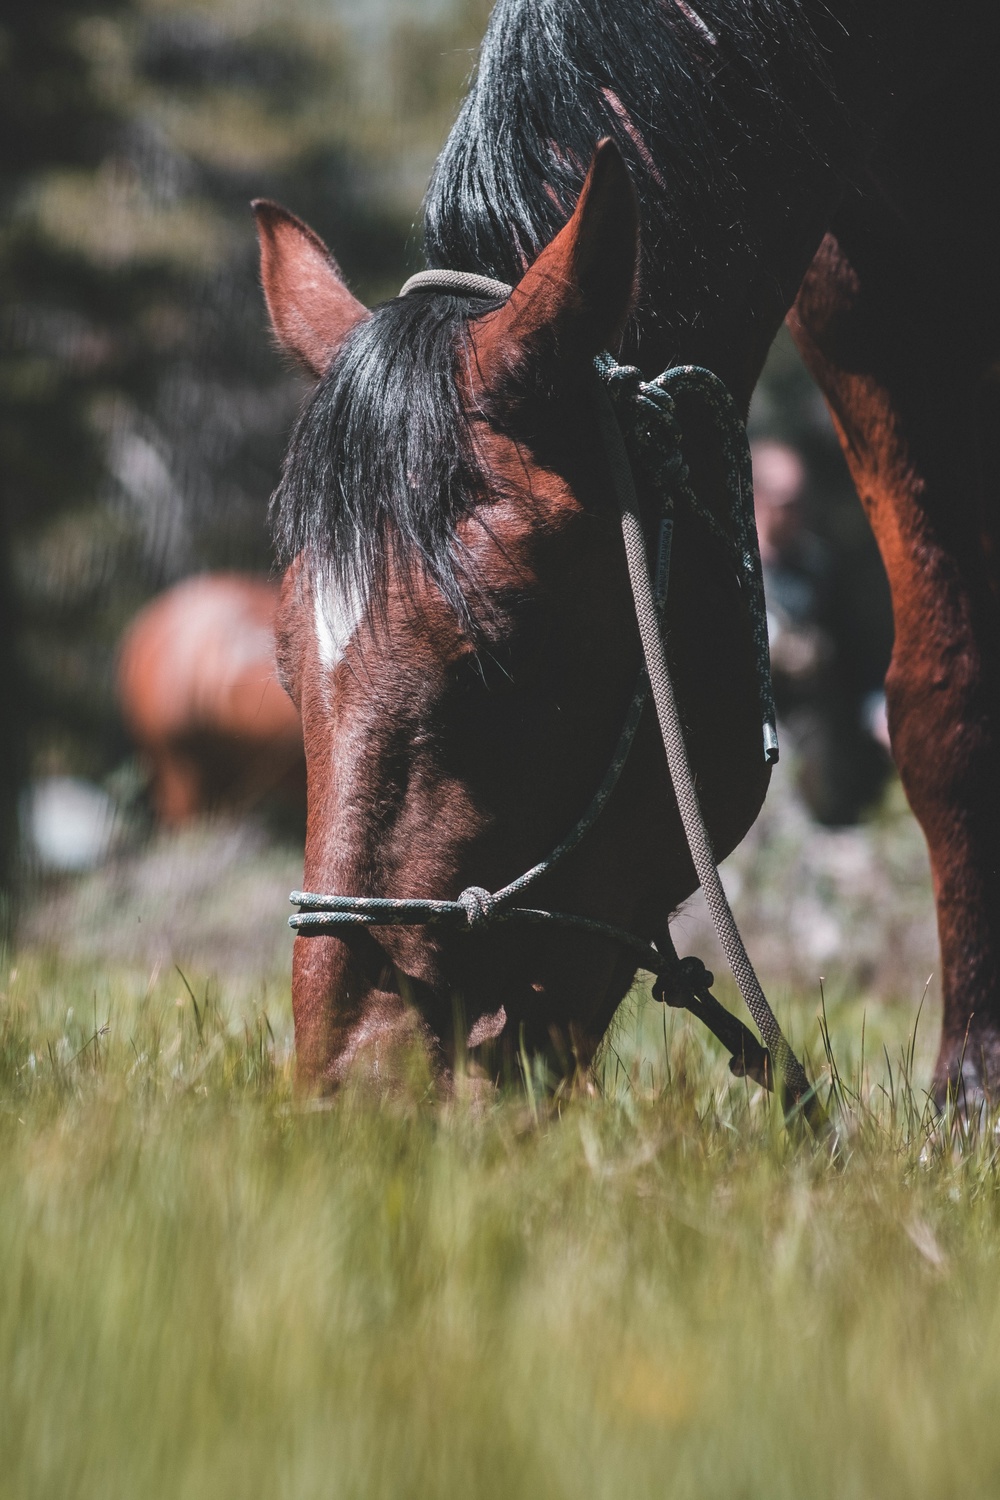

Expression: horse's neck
xmin=433 ymin=0 xmax=956 ymax=403
xmin=627 ymin=0 xmax=939 ymax=395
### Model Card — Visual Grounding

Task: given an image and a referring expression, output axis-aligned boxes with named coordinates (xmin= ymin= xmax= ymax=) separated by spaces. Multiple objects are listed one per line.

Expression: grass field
xmin=3 ymin=930 xmax=1000 ymax=1500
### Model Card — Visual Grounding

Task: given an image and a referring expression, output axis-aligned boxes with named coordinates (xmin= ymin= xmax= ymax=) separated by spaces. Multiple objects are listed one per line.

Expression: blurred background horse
xmin=117 ymin=574 xmax=302 ymax=825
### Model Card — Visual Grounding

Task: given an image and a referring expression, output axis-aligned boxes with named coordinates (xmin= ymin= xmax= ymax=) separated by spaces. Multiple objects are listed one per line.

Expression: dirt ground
xmin=20 ymin=816 xmax=301 ymax=989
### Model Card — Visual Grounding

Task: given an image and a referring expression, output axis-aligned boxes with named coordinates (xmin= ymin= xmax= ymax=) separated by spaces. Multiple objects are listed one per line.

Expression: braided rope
xmin=399 ymin=269 xmax=512 ymax=301
xmin=591 ymin=376 xmax=815 ymax=1112
xmin=291 ymin=892 xmax=662 ymax=966
xmin=595 ymin=353 xmax=778 ymax=763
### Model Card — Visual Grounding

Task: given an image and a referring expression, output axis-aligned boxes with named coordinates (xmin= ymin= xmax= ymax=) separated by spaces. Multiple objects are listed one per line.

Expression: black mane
xmin=273 ymin=0 xmax=845 ymax=614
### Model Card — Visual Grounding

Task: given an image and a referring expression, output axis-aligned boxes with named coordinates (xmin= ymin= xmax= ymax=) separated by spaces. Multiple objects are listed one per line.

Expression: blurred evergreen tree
xmin=0 ymin=0 xmax=134 ymax=914
xmin=1 ymin=0 xmax=489 ymax=825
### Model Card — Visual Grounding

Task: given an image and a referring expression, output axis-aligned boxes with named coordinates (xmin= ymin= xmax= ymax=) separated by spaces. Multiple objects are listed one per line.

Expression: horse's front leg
xmin=791 ymin=229 xmax=1000 ymax=1108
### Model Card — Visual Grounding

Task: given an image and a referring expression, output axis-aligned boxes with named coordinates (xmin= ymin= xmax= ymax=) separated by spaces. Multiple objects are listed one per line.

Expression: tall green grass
xmin=2 ymin=952 xmax=998 ymax=1499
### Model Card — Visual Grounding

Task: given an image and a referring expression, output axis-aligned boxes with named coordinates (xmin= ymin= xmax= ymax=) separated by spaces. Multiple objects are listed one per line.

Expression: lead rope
xmin=591 ymin=376 xmax=824 ymax=1131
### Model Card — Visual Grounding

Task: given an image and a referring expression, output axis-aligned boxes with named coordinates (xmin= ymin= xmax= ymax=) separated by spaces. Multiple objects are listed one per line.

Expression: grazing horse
xmin=118 ymin=574 xmax=303 ymax=825
xmin=255 ymin=0 xmax=1000 ymax=1102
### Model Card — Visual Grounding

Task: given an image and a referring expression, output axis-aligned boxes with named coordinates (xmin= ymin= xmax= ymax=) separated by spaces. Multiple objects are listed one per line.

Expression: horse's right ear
xmin=470 ymin=139 xmax=639 ymax=405
xmin=252 ymin=201 xmax=368 ymax=379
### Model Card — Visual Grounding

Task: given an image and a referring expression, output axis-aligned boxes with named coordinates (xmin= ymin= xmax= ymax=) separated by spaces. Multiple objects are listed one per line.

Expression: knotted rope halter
xmin=291 ymin=268 xmax=826 ymax=1133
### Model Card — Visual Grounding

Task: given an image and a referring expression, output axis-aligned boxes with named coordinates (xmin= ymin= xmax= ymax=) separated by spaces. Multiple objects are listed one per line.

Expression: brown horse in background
xmin=255 ymin=0 xmax=1000 ymax=1106
xmin=118 ymin=574 xmax=303 ymax=825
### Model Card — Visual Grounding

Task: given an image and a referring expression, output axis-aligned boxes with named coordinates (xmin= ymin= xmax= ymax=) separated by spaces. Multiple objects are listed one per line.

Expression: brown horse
xmin=255 ymin=0 xmax=1000 ymax=1104
xmin=118 ymin=574 xmax=303 ymax=825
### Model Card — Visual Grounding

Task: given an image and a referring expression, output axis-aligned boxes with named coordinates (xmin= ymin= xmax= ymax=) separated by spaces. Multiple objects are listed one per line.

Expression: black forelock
xmin=272 ymin=291 xmax=501 ymax=619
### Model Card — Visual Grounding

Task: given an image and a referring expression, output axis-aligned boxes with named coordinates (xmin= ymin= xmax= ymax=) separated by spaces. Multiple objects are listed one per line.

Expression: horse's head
xmin=255 ymin=143 xmax=769 ymax=1089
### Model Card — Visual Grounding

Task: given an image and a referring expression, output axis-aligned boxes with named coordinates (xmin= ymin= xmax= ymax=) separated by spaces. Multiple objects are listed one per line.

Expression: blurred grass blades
xmin=2 ymin=952 xmax=999 ymax=1498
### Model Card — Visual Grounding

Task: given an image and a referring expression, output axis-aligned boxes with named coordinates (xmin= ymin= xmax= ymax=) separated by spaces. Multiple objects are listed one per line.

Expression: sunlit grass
xmin=2 ymin=951 xmax=999 ymax=1499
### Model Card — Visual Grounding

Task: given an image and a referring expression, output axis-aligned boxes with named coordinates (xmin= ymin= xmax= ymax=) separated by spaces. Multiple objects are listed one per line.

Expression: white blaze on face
xmin=313 ymin=570 xmax=366 ymax=674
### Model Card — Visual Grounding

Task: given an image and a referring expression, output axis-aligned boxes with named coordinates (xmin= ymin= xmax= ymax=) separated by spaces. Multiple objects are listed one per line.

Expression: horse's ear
xmin=472 ymin=139 xmax=639 ymax=402
xmin=252 ymin=200 xmax=368 ymax=379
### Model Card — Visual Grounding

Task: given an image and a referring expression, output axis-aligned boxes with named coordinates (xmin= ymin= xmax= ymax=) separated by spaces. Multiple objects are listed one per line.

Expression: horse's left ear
xmin=252 ymin=200 xmax=369 ymax=379
xmin=471 ymin=138 xmax=639 ymax=402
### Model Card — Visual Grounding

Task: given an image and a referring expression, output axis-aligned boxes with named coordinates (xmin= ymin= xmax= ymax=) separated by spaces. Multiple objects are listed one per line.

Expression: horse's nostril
xmin=467 ymin=1006 xmax=507 ymax=1047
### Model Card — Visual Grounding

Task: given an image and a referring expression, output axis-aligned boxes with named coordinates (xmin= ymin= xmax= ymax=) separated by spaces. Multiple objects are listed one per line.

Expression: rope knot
xmin=653 ymin=954 xmax=715 ymax=1007
xmin=457 ymin=886 xmax=497 ymax=928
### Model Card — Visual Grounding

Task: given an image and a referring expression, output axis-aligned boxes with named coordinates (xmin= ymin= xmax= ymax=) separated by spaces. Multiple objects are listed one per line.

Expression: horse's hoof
xmin=932 ymin=1046 xmax=1000 ymax=1131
